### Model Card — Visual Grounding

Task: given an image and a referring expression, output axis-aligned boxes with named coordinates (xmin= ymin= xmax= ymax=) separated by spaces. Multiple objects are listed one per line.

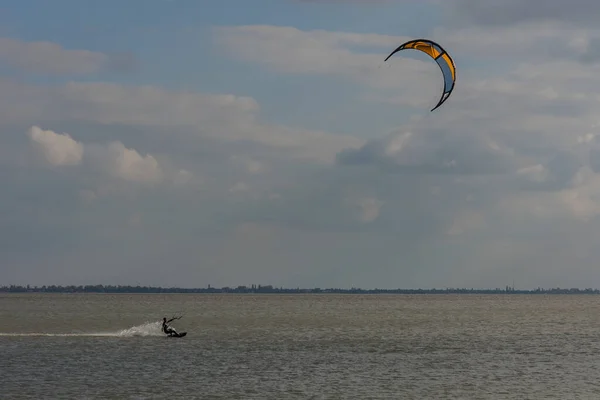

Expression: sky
xmin=3 ymin=0 xmax=600 ymax=289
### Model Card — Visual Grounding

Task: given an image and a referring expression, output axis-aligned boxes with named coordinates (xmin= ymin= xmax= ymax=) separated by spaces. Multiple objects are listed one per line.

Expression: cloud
xmin=0 ymin=80 xmax=363 ymax=164
xmin=345 ymin=196 xmax=385 ymax=223
xmin=336 ymin=129 xmax=516 ymax=175
xmin=495 ymin=165 xmax=600 ymax=222
xmin=213 ymin=25 xmax=425 ymax=90
xmin=173 ymin=169 xmax=193 ymax=186
xmin=230 ymin=155 xmax=267 ymax=174
xmin=26 ymin=125 xmax=83 ymax=166
xmin=93 ymin=141 xmax=164 ymax=184
xmin=215 ymin=22 xmax=600 ymax=82
xmin=0 ymin=37 xmax=136 ymax=75
xmin=26 ymin=126 xmax=170 ymax=185
xmin=443 ymin=0 xmax=600 ymax=27
xmin=213 ymin=23 xmax=600 ymax=118
xmin=561 ymin=168 xmax=600 ymax=220
xmin=516 ymin=151 xmax=583 ymax=191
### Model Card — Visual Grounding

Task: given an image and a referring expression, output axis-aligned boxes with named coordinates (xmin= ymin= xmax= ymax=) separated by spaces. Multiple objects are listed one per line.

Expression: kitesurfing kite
xmin=384 ymin=39 xmax=456 ymax=112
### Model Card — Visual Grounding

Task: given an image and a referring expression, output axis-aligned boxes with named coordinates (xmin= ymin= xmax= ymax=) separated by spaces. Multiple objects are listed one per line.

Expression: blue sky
xmin=3 ymin=0 xmax=600 ymax=289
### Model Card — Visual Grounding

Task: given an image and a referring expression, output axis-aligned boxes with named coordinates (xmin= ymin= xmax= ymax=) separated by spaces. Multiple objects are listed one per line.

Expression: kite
xmin=384 ymin=39 xmax=456 ymax=112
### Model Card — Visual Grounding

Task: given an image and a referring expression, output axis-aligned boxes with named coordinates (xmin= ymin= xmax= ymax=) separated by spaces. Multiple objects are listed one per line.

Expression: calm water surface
xmin=1 ymin=293 xmax=600 ymax=399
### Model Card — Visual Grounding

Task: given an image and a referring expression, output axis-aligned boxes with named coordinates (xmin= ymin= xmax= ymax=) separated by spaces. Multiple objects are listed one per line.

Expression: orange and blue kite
xmin=384 ymin=39 xmax=456 ymax=112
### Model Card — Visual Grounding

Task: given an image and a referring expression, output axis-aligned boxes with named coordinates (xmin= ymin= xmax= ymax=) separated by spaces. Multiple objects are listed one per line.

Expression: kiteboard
xmin=167 ymin=331 xmax=187 ymax=338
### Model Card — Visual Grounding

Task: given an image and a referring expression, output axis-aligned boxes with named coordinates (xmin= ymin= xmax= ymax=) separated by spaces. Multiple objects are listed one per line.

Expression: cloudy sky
xmin=2 ymin=0 xmax=600 ymax=289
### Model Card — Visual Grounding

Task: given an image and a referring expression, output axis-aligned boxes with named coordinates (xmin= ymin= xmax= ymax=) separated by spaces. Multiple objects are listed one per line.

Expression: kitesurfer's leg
xmin=166 ymin=327 xmax=178 ymax=336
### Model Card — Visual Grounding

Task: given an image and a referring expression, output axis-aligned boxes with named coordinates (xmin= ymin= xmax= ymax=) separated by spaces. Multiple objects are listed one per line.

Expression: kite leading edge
xmin=384 ymin=39 xmax=456 ymax=112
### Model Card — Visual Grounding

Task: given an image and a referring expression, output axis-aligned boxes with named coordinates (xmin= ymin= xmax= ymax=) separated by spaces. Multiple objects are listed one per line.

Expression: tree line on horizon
xmin=1 ymin=284 xmax=599 ymax=294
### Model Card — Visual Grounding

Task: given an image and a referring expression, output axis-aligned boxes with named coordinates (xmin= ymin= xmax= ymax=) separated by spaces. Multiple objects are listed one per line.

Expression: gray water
xmin=1 ymin=293 xmax=600 ymax=399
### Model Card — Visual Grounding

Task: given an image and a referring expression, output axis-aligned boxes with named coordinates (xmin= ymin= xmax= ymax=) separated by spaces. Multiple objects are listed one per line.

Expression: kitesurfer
xmin=162 ymin=316 xmax=179 ymax=336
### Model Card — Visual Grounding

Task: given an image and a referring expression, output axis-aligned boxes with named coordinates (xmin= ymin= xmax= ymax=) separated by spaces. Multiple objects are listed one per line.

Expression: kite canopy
xmin=384 ymin=39 xmax=456 ymax=112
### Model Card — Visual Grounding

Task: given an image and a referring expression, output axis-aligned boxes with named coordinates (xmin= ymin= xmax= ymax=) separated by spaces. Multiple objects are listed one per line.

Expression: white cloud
xmin=1 ymin=80 xmax=363 ymax=164
xmin=443 ymin=0 xmax=600 ymax=27
xmin=101 ymin=141 xmax=163 ymax=184
xmin=351 ymin=196 xmax=385 ymax=223
xmin=0 ymin=37 xmax=135 ymax=75
xmin=173 ymin=169 xmax=193 ymax=186
xmin=578 ymin=133 xmax=596 ymax=144
xmin=214 ymin=23 xmax=600 ymax=116
xmin=213 ymin=25 xmax=432 ymax=92
xmin=214 ymin=22 xmax=592 ymax=81
xmin=211 ymin=22 xmax=600 ymax=130
xmin=230 ymin=155 xmax=267 ymax=174
xmin=27 ymin=125 xmax=83 ymax=166
xmin=58 ymin=82 xmax=260 ymax=128
xmin=25 ymin=126 xmax=172 ymax=185
xmin=336 ymin=128 xmax=517 ymax=175
xmin=433 ymin=21 xmax=594 ymax=61
xmin=559 ymin=168 xmax=600 ymax=220
xmin=517 ymin=164 xmax=550 ymax=184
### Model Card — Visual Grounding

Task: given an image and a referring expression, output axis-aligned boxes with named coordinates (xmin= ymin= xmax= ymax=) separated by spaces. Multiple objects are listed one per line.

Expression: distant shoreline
xmin=1 ymin=284 xmax=599 ymax=294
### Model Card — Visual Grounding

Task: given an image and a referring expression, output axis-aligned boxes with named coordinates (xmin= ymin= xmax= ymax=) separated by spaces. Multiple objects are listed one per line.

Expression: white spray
xmin=0 ymin=321 xmax=165 ymax=337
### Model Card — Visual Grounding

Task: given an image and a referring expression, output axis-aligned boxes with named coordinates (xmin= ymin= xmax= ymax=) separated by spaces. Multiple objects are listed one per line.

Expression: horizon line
xmin=2 ymin=284 xmax=600 ymax=294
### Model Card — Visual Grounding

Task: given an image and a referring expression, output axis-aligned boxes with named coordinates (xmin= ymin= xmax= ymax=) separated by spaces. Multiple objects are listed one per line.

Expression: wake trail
xmin=0 ymin=321 xmax=164 ymax=338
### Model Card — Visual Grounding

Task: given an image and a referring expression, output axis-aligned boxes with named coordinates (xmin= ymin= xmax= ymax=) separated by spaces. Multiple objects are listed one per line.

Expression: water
xmin=2 ymin=293 xmax=600 ymax=399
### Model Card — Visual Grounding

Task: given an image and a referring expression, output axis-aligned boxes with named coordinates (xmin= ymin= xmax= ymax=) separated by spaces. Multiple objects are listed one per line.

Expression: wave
xmin=0 ymin=321 xmax=164 ymax=337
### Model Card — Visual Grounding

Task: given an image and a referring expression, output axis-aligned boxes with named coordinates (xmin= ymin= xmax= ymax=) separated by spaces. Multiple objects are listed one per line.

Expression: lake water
xmin=1 ymin=293 xmax=600 ymax=399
